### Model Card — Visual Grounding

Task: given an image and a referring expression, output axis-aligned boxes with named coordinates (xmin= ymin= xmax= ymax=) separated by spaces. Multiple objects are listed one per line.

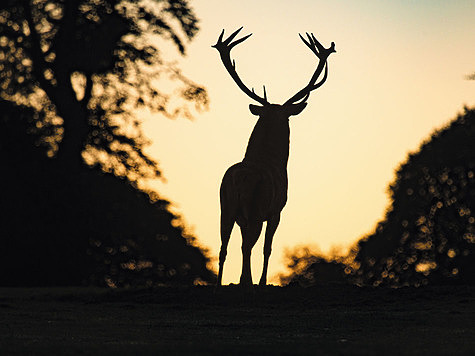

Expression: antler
xmin=212 ymin=27 xmax=269 ymax=105
xmin=284 ymin=33 xmax=336 ymax=105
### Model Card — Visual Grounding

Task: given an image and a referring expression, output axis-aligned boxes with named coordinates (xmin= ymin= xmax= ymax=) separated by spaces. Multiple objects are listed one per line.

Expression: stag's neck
xmin=242 ymin=119 xmax=290 ymax=169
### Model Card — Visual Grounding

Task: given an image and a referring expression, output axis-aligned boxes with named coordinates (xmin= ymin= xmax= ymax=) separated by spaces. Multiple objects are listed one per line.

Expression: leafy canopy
xmin=0 ymin=0 xmax=208 ymax=180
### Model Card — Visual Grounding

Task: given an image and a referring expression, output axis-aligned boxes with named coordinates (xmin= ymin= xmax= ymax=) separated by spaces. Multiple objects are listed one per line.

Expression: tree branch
xmin=82 ymin=74 xmax=93 ymax=106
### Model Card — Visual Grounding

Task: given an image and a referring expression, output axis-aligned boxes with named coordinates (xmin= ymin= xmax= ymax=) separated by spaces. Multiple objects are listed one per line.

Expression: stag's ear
xmin=287 ymin=102 xmax=307 ymax=116
xmin=249 ymin=104 xmax=264 ymax=116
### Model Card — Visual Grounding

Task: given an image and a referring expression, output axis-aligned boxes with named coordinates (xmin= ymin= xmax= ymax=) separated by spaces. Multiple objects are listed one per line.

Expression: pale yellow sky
xmin=142 ymin=0 xmax=475 ymax=284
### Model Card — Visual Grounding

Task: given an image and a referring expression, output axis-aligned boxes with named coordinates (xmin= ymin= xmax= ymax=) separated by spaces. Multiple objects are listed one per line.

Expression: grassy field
xmin=0 ymin=284 xmax=474 ymax=355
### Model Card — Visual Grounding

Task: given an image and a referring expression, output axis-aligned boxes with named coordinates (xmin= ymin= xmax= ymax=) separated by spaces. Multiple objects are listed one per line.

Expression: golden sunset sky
xmin=142 ymin=0 xmax=475 ymax=284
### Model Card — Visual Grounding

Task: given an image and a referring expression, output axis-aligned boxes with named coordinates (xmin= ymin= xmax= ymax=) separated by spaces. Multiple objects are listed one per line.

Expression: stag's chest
xmin=244 ymin=121 xmax=290 ymax=166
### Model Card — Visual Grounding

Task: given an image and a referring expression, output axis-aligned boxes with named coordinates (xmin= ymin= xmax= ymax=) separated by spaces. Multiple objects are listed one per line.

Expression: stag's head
xmin=212 ymin=27 xmax=336 ymax=122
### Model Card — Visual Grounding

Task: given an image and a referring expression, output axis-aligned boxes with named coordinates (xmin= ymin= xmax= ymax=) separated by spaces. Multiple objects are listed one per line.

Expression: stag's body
xmin=214 ymin=28 xmax=335 ymax=286
xmin=220 ymin=105 xmax=295 ymax=285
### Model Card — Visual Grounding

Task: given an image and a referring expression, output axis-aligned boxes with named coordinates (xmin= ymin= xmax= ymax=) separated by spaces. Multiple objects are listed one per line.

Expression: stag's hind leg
xmin=259 ymin=214 xmax=280 ymax=286
xmin=239 ymin=220 xmax=263 ymax=286
xmin=218 ymin=166 xmax=240 ymax=286
xmin=218 ymin=213 xmax=234 ymax=286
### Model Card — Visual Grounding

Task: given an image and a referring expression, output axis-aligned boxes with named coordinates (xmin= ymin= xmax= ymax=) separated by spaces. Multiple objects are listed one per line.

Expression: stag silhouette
xmin=213 ymin=28 xmax=335 ymax=286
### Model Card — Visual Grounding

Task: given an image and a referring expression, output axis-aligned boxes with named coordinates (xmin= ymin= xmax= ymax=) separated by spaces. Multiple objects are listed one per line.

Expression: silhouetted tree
xmin=0 ymin=1 xmax=214 ymax=286
xmin=0 ymin=100 xmax=215 ymax=286
xmin=353 ymin=107 xmax=475 ymax=286
xmin=283 ymin=108 xmax=475 ymax=287
xmin=0 ymin=0 xmax=208 ymax=178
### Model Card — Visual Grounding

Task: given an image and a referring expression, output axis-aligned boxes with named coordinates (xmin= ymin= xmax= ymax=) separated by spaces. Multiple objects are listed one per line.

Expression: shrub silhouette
xmin=279 ymin=247 xmax=350 ymax=287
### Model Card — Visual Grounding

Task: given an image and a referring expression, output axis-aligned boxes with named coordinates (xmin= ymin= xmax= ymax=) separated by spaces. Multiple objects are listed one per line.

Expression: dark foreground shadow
xmin=1 ymin=285 xmax=474 ymax=355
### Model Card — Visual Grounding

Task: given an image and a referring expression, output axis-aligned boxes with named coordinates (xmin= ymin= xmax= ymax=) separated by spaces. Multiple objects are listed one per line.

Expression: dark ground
xmin=0 ymin=284 xmax=474 ymax=355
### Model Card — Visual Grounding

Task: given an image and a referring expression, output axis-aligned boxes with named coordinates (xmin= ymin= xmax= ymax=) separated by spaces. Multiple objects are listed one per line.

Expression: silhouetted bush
xmin=0 ymin=101 xmax=215 ymax=287
xmin=279 ymin=247 xmax=351 ymax=287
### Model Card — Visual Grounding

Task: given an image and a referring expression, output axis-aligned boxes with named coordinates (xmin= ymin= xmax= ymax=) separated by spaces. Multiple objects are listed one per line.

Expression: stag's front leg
xmin=239 ymin=221 xmax=263 ymax=286
xmin=259 ymin=214 xmax=280 ymax=286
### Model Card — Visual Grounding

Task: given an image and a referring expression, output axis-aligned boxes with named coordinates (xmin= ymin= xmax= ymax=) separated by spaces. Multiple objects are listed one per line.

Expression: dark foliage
xmin=283 ymin=107 xmax=475 ymax=287
xmin=0 ymin=0 xmax=214 ymax=286
xmin=354 ymin=107 xmax=475 ymax=287
xmin=278 ymin=247 xmax=351 ymax=287
xmin=0 ymin=0 xmax=208 ymax=178
xmin=0 ymin=100 xmax=215 ymax=286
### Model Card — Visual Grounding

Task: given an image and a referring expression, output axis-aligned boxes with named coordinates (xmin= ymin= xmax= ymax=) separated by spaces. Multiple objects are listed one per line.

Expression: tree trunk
xmin=53 ymin=76 xmax=89 ymax=173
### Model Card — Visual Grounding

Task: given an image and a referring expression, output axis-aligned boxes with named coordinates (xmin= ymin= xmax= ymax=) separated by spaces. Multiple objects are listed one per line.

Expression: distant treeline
xmin=282 ymin=107 xmax=475 ymax=287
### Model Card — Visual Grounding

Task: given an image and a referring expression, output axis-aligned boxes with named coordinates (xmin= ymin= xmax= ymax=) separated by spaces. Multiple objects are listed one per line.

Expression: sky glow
xmin=142 ymin=0 xmax=475 ymax=284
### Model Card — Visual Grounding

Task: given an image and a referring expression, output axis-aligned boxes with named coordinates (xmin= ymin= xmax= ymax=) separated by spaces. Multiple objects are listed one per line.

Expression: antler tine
xmin=284 ymin=34 xmax=335 ymax=105
xmin=213 ymin=28 xmax=268 ymax=105
xmin=223 ymin=27 xmax=243 ymax=44
xmin=310 ymin=33 xmax=326 ymax=54
xmin=306 ymin=33 xmax=316 ymax=50
xmin=299 ymin=33 xmax=318 ymax=56
xmin=228 ymin=33 xmax=253 ymax=49
xmin=216 ymin=29 xmax=225 ymax=44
